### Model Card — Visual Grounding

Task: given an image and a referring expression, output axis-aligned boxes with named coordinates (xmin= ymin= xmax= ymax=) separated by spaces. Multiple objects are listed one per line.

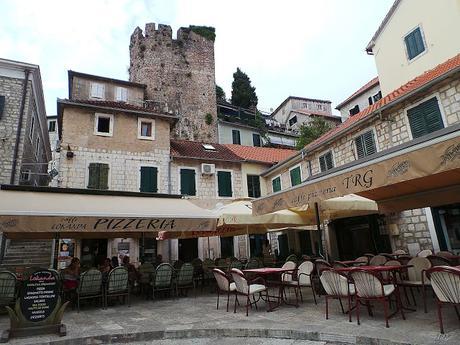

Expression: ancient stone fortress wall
xmin=129 ymin=23 xmax=218 ymax=143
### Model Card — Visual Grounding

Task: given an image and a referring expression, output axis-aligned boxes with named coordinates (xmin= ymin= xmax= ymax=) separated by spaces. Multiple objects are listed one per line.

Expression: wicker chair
xmin=105 ymin=267 xmax=130 ymax=308
xmin=202 ymin=258 xmax=215 ymax=285
xmin=320 ymin=269 xmax=355 ymax=322
xmin=417 ymin=249 xmax=433 ymax=258
xmin=436 ymin=251 xmax=455 ymax=259
xmin=229 ymin=260 xmax=243 ymax=270
xmin=152 ymin=263 xmax=174 ymax=299
xmin=427 ymin=255 xmax=453 ymax=267
xmin=393 ymin=249 xmax=407 ymax=255
xmin=76 ymin=269 xmax=103 ymax=312
xmin=369 ymin=255 xmax=387 ymax=266
xmin=138 ymin=262 xmax=155 ymax=297
xmin=172 ymin=260 xmax=184 ymax=270
xmin=0 ymin=271 xmax=17 ymax=311
xmin=285 ymin=261 xmax=317 ymax=304
xmin=212 ymin=268 xmax=236 ymax=312
xmin=245 ymin=258 xmax=261 ymax=269
xmin=350 ymin=269 xmax=404 ymax=328
xmin=399 ymin=257 xmax=431 ymax=312
xmin=332 ymin=261 xmax=349 ymax=269
xmin=382 ymin=260 xmax=402 ymax=282
xmin=315 ymin=259 xmax=332 ymax=296
xmin=355 ymin=256 xmax=369 ymax=266
xmin=285 ymin=254 xmax=297 ymax=263
xmin=215 ymin=258 xmax=228 ymax=269
xmin=191 ymin=258 xmax=204 ymax=287
xmin=230 ymin=268 xmax=270 ymax=316
xmin=426 ymin=266 xmax=460 ymax=334
xmin=175 ymin=263 xmax=195 ymax=297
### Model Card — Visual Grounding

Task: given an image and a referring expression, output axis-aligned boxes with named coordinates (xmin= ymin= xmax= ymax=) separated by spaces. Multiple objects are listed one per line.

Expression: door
xmin=277 ymin=234 xmax=289 ymax=260
xmin=432 ymin=204 xmax=460 ymax=254
xmin=178 ymin=238 xmax=198 ymax=262
xmin=220 ymin=237 xmax=234 ymax=258
xmin=140 ymin=166 xmax=158 ymax=193
xmin=249 ymin=234 xmax=266 ymax=257
xmin=80 ymin=239 xmax=108 ymax=269
xmin=298 ymin=230 xmax=312 ymax=256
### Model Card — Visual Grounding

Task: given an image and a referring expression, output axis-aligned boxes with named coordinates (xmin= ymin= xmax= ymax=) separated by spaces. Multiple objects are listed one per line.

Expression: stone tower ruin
xmin=129 ymin=23 xmax=218 ymax=142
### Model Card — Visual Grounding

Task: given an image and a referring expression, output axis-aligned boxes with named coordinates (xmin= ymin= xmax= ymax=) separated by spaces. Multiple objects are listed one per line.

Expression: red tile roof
xmin=336 ymin=77 xmax=380 ymax=109
xmin=69 ymin=99 xmax=159 ymax=114
xmin=224 ymin=144 xmax=298 ymax=165
xmin=292 ymin=108 xmax=342 ymax=121
xmin=307 ymin=53 xmax=460 ymax=151
xmin=170 ymin=140 xmax=242 ymax=162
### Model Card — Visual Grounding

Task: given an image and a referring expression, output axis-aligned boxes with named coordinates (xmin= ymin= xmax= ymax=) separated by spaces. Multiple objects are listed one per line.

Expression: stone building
xmin=129 ymin=23 xmax=218 ymax=143
xmin=335 ymin=77 xmax=381 ymax=121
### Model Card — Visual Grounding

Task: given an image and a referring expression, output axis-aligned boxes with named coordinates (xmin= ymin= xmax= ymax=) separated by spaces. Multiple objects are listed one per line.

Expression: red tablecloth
xmin=334 ymin=264 xmax=411 ymax=273
xmin=243 ymin=267 xmax=294 ymax=275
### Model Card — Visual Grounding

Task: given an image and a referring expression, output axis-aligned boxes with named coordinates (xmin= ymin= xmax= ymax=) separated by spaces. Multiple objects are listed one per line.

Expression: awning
xmin=0 ymin=187 xmax=217 ymax=239
xmin=253 ymin=127 xmax=460 ymax=215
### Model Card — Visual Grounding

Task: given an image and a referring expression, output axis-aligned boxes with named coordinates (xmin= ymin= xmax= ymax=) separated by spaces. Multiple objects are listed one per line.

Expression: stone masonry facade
xmin=129 ymin=23 xmax=218 ymax=143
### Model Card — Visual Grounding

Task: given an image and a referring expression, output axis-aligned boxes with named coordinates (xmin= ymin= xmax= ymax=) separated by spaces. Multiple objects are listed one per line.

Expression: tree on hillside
xmin=216 ymin=85 xmax=226 ymax=103
xmin=231 ymin=68 xmax=258 ymax=109
xmin=296 ymin=117 xmax=334 ymax=150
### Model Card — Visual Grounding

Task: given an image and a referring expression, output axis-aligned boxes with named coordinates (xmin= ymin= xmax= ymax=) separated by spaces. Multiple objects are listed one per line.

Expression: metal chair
xmin=230 ymin=268 xmax=270 ymax=316
xmin=285 ymin=254 xmax=297 ymax=263
xmin=320 ymin=269 xmax=355 ymax=322
xmin=245 ymin=258 xmax=261 ymax=269
xmin=138 ymin=262 xmax=155 ymax=297
xmin=0 ymin=271 xmax=17 ymax=311
xmin=350 ymin=269 xmax=404 ymax=328
xmin=332 ymin=261 xmax=349 ymax=269
xmin=76 ymin=269 xmax=103 ymax=312
xmin=152 ymin=263 xmax=174 ymax=299
xmin=369 ymin=255 xmax=387 ymax=266
xmin=417 ymin=249 xmax=433 ymax=258
xmin=427 ymin=255 xmax=453 ymax=267
xmin=229 ymin=260 xmax=243 ymax=270
xmin=175 ymin=263 xmax=195 ymax=297
xmin=191 ymin=258 xmax=204 ymax=287
xmin=399 ymin=257 xmax=431 ymax=312
xmin=286 ymin=260 xmax=317 ymax=304
xmin=426 ymin=266 xmax=460 ymax=334
xmin=393 ymin=249 xmax=407 ymax=255
xmin=105 ymin=267 xmax=130 ymax=308
xmin=212 ymin=268 xmax=236 ymax=312
xmin=355 ymin=256 xmax=369 ymax=265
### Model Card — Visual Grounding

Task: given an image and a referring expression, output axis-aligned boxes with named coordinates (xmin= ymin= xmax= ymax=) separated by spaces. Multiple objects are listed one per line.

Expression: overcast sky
xmin=0 ymin=0 xmax=393 ymax=116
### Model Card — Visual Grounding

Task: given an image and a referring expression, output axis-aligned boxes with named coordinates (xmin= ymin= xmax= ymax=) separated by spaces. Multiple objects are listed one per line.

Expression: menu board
xmin=20 ymin=270 xmax=58 ymax=322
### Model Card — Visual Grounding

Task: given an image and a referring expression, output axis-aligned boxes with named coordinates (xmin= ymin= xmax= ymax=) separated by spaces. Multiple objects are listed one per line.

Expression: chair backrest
xmin=320 ymin=270 xmax=350 ymax=297
xmin=407 ymin=257 xmax=431 ymax=282
xmin=285 ymin=254 xmax=297 ymax=263
xmin=203 ymin=258 xmax=214 ymax=268
xmin=191 ymin=258 xmax=203 ymax=268
xmin=138 ymin=263 xmax=155 ymax=284
xmin=78 ymin=269 xmax=102 ymax=296
xmin=212 ymin=268 xmax=231 ymax=292
xmin=427 ymin=255 xmax=452 ymax=267
xmin=369 ymin=255 xmax=387 ymax=266
xmin=355 ymin=256 xmax=369 ymax=265
xmin=315 ymin=259 xmax=332 ymax=276
xmin=245 ymin=258 xmax=261 ymax=269
xmin=397 ymin=255 xmax=412 ymax=266
xmin=230 ymin=268 xmax=248 ymax=294
xmin=332 ymin=261 xmax=348 ymax=269
xmin=229 ymin=260 xmax=243 ymax=270
xmin=393 ymin=249 xmax=407 ymax=255
xmin=281 ymin=261 xmax=296 ymax=282
xmin=383 ymin=260 xmax=401 ymax=281
xmin=436 ymin=251 xmax=455 ymax=259
xmin=177 ymin=263 xmax=194 ymax=286
xmin=350 ymin=270 xmax=385 ymax=298
xmin=427 ymin=267 xmax=460 ymax=304
xmin=417 ymin=249 xmax=433 ymax=258
xmin=297 ymin=261 xmax=314 ymax=285
xmin=0 ymin=271 xmax=17 ymax=303
xmin=107 ymin=267 xmax=129 ymax=293
xmin=154 ymin=263 xmax=173 ymax=288
xmin=172 ymin=260 xmax=184 ymax=270
xmin=216 ymin=258 xmax=227 ymax=268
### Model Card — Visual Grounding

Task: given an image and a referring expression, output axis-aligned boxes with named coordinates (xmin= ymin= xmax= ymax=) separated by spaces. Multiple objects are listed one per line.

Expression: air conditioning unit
xmin=201 ymin=163 xmax=215 ymax=175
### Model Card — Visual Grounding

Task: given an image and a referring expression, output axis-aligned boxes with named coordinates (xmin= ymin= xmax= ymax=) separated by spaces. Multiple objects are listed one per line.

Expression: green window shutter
xmin=355 ymin=130 xmax=376 ymax=159
xmin=290 ymin=167 xmax=301 ymax=186
xmin=0 ymin=96 xmax=5 ymax=119
xmin=88 ymin=163 xmax=109 ymax=190
xmin=407 ymin=97 xmax=444 ymax=139
xmin=319 ymin=151 xmax=334 ymax=172
xmin=140 ymin=167 xmax=158 ymax=193
xmin=217 ymin=171 xmax=232 ymax=197
xmin=319 ymin=156 xmax=326 ymax=173
xmin=232 ymin=130 xmax=241 ymax=145
xmin=247 ymin=175 xmax=261 ymax=198
xmin=99 ymin=164 xmax=109 ymax=190
xmin=405 ymin=27 xmax=425 ymax=60
xmin=272 ymin=177 xmax=281 ymax=193
xmin=180 ymin=169 xmax=196 ymax=196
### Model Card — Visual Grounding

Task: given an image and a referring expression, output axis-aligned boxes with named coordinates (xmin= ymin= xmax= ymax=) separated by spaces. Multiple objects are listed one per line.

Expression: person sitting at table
xmin=62 ymin=257 xmax=80 ymax=299
xmin=122 ymin=255 xmax=140 ymax=289
xmin=111 ymin=256 xmax=119 ymax=268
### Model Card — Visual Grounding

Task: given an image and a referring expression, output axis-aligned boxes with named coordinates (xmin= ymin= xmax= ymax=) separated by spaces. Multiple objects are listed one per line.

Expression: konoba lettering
xmin=342 ymin=170 xmax=373 ymax=189
xmin=93 ymin=218 xmax=176 ymax=230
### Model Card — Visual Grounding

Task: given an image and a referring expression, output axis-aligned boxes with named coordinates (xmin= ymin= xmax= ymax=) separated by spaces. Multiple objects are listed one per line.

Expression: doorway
xmin=298 ymin=230 xmax=313 ymax=256
xmin=178 ymin=238 xmax=198 ymax=262
xmin=432 ymin=203 xmax=460 ymax=254
xmin=80 ymin=239 xmax=108 ymax=269
xmin=249 ymin=234 xmax=266 ymax=258
xmin=220 ymin=237 xmax=234 ymax=258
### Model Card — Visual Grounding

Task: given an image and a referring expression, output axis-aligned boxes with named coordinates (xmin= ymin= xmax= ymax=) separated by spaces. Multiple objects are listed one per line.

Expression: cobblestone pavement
xmin=117 ymin=338 xmax=330 ymax=345
xmin=1 ymin=287 xmax=459 ymax=345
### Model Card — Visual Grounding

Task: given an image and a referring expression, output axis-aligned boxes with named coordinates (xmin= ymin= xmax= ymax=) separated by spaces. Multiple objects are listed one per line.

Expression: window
xmin=29 ymin=114 xmax=35 ymax=139
xmin=0 ymin=95 xmax=5 ymax=119
xmin=90 ymin=82 xmax=105 ymax=99
xmin=35 ymin=136 xmax=40 ymax=156
xmin=217 ymin=171 xmax=232 ymax=197
xmin=290 ymin=166 xmax=302 ymax=186
xmin=94 ymin=113 xmax=113 ymax=136
xmin=247 ymin=175 xmax=261 ymax=198
xmin=407 ymin=97 xmax=444 ymax=139
xmin=20 ymin=170 xmax=31 ymax=182
xmin=272 ymin=176 xmax=281 ymax=193
xmin=202 ymin=144 xmax=216 ymax=151
xmin=355 ymin=130 xmax=377 ymax=159
xmin=404 ymin=27 xmax=425 ymax=60
xmin=180 ymin=168 xmax=196 ymax=196
xmin=317 ymin=104 xmax=324 ymax=111
xmin=288 ymin=116 xmax=297 ymax=126
xmin=368 ymin=97 xmax=373 ymax=106
xmin=140 ymin=166 xmax=158 ymax=193
xmin=48 ymin=120 xmax=56 ymax=132
xmin=115 ymin=87 xmax=128 ymax=102
xmin=349 ymin=105 xmax=360 ymax=116
xmin=319 ymin=151 xmax=334 ymax=172
xmin=138 ymin=117 xmax=155 ymax=140
xmin=87 ymin=163 xmax=109 ymax=190
xmin=232 ymin=129 xmax=241 ymax=145
xmin=252 ymin=133 xmax=261 ymax=147
xmin=373 ymin=91 xmax=382 ymax=103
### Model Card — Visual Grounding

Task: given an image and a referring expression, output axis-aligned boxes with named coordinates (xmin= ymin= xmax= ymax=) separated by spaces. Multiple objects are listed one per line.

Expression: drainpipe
xmin=167 ymin=155 xmax=172 ymax=261
xmin=10 ymin=69 xmax=30 ymax=184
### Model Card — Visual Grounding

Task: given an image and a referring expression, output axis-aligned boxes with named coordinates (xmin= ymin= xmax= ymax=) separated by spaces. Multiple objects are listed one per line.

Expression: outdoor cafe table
xmin=335 ymin=264 xmax=412 ymax=318
xmin=243 ymin=267 xmax=298 ymax=311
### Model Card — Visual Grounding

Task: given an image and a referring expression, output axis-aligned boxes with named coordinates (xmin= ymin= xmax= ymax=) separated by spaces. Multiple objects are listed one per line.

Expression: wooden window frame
xmin=94 ymin=113 xmax=114 ymax=137
xmin=137 ymin=117 xmax=155 ymax=140
xmin=216 ymin=169 xmax=233 ymax=198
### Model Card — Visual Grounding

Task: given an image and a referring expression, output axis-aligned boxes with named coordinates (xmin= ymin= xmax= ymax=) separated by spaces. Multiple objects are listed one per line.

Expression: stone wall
xmin=129 ymin=23 xmax=217 ymax=143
